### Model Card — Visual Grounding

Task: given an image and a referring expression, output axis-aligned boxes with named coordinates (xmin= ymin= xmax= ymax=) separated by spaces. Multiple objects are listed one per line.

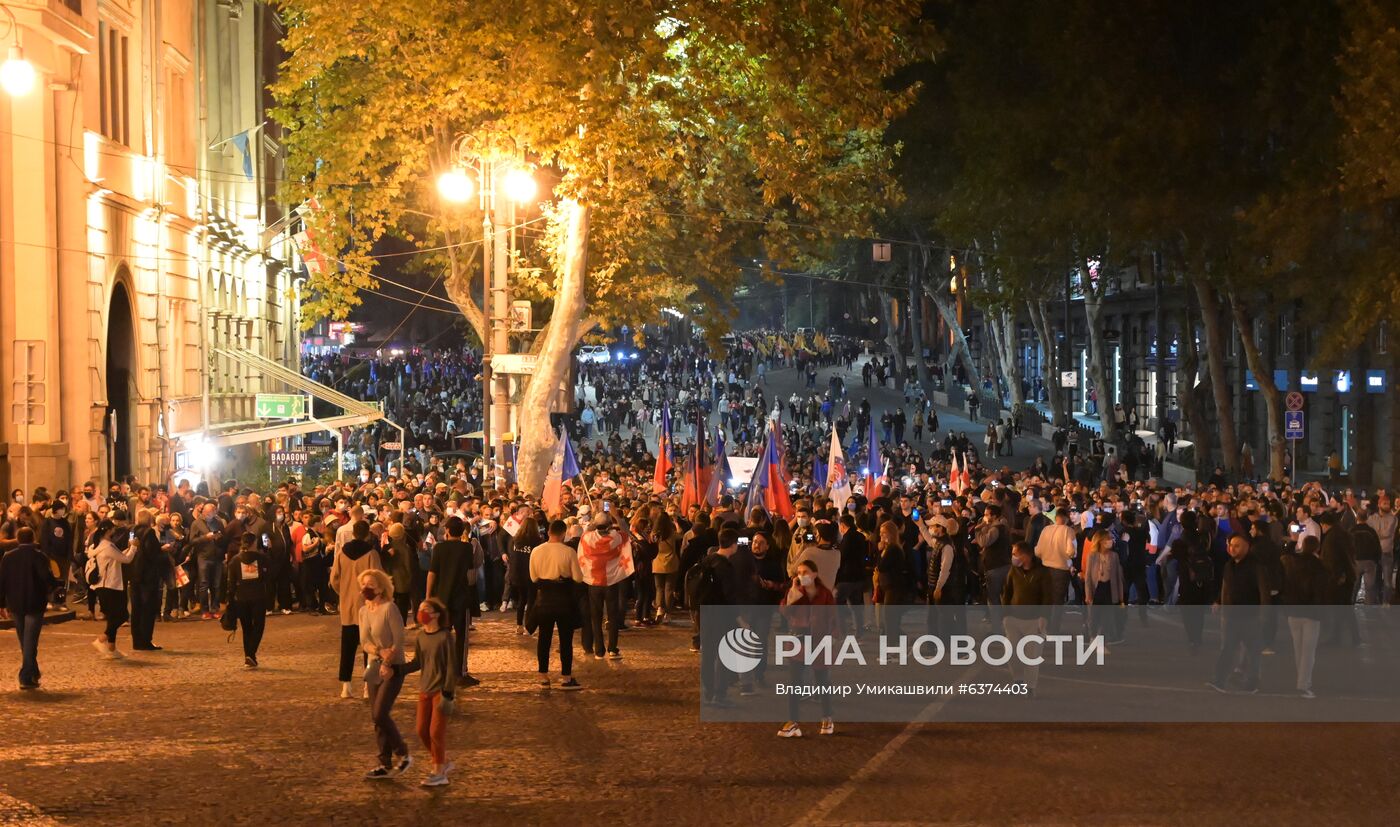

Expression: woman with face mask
xmin=357 ymin=569 xmax=411 ymax=779
xmin=402 ymin=597 xmax=456 ymax=786
xmin=777 ymin=559 xmax=837 ymax=738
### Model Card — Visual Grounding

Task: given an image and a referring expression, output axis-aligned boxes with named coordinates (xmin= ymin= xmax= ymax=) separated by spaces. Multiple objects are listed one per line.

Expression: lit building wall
xmin=0 ymin=0 xmax=295 ymax=494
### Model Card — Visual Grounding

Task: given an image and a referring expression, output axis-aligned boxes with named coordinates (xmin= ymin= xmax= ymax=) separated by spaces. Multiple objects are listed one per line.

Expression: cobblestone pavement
xmin=0 ymin=610 xmax=1395 ymax=826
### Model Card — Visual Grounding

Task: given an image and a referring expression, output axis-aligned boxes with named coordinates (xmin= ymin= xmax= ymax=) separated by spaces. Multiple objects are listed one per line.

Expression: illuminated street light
xmin=502 ymin=167 xmax=538 ymax=204
xmin=1 ymin=3 xmax=36 ymax=98
xmin=0 ymin=46 xmax=34 ymax=96
xmin=436 ymin=168 xmax=474 ymax=203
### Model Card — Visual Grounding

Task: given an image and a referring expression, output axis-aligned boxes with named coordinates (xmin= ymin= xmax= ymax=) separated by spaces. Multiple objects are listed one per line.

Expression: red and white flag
xmin=577 ymin=528 xmax=635 ymax=587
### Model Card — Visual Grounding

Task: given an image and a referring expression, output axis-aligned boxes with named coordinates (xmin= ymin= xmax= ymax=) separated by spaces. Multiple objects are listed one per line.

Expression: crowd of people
xmin=1 ymin=327 xmax=1394 ymax=768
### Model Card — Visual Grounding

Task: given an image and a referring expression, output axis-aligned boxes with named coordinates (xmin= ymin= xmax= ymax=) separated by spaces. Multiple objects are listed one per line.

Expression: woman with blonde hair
xmin=358 ymin=568 xmax=411 ymax=779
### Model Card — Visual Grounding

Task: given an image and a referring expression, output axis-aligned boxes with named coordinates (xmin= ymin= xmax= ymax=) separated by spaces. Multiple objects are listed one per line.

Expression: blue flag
xmin=230 ymin=131 xmax=254 ymax=181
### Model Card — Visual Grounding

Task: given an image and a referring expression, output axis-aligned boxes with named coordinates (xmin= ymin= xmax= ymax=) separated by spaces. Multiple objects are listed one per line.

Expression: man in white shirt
xmin=1034 ymin=505 xmax=1077 ymax=633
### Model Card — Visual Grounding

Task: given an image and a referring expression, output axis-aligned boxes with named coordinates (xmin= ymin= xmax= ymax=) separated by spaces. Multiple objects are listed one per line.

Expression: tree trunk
xmin=907 ymin=246 xmax=933 ymax=391
xmin=1082 ymin=284 xmax=1117 ymax=444
xmin=1191 ymin=275 xmax=1240 ymax=475
xmin=1027 ymin=299 xmax=1066 ymax=425
xmin=1227 ymin=291 xmax=1286 ymax=482
xmin=987 ymin=307 xmax=1025 ymax=411
xmin=878 ymin=287 xmax=908 ymax=387
xmin=1176 ymin=301 xmax=1213 ymax=481
xmin=517 ymin=200 xmax=589 ymax=494
xmin=925 ymin=283 xmax=982 ymax=400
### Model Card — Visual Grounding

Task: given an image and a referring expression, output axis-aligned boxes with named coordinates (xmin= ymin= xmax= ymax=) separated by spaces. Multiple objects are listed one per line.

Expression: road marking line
xmin=795 ymin=678 xmax=966 ymax=827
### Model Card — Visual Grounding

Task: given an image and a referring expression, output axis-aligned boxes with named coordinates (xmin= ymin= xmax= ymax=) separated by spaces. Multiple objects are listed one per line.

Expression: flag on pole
xmin=653 ymin=403 xmax=673 ymax=493
xmin=826 ymin=429 xmax=852 ymax=512
xmin=864 ymin=416 xmax=880 ymax=488
xmin=541 ymin=427 xmax=580 ymax=516
xmin=745 ymin=420 xmax=794 ymax=521
xmin=949 ymin=450 xmax=965 ymax=497
xmin=702 ymin=427 xmax=730 ymax=507
xmin=680 ymin=413 xmax=710 ymax=512
xmin=870 ymin=455 xmax=890 ymax=500
xmin=810 ymin=443 xmax=827 ymax=495
xmin=503 ymin=440 xmax=518 ymax=486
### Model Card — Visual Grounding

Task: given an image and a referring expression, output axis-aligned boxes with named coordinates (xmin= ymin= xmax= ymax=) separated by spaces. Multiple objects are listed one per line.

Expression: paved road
xmin=0 ymin=611 xmax=1394 ymax=825
xmin=761 ymin=363 xmax=1050 ymax=473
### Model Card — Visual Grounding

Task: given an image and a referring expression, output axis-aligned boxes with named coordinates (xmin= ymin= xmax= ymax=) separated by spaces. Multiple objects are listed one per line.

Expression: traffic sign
xmin=1285 ymin=391 xmax=1305 ymax=412
xmin=1284 ymin=410 xmax=1305 ymax=440
xmin=255 ymin=393 xmax=306 ymax=419
xmin=270 ymin=450 xmax=310 ymax=466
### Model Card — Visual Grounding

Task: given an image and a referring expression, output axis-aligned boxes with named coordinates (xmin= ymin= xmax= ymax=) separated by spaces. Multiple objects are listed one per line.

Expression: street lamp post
xmin=438 ymin=136 xmax=537 ymax=485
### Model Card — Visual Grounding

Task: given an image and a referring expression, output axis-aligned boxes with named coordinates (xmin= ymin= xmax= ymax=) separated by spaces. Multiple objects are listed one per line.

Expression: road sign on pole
xmin=1285 ymin=391 xmax=1305 ymax=412
xmin=255 ymin=393 xmax=307 ymax=420
xmin=1284 ymin=410 xmax=1305 ymax=440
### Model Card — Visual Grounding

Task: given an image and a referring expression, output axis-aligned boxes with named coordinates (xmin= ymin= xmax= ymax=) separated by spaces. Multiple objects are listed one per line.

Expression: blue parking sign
xmin=1284 ymin=410 xmax=1305 ymax=440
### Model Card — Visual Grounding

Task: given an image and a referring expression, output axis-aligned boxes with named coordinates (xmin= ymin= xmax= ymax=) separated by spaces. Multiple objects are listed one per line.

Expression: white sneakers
xmin=778 ymin=719 xmax=835 ymax=737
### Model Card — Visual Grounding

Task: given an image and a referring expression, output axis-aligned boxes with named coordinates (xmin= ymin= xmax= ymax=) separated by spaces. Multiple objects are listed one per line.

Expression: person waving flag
xmin=826 ymin=428 xmax=852 ymax=512
xmin=653 ymin=403 xmax=674 ymax=493
xmin=541 ymin=427 xmax=581 ymax=517
xmin=745 ymin=420 xmax=794 ymax=521
xmin=864 ymin=415 xmax=881 ymax=491
xmin=702 ymin=427 xmax=730 ymax=507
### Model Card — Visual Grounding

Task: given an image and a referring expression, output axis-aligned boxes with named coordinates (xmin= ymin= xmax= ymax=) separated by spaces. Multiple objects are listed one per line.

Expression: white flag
xmin=826 ymin=429 xmax=851 ymax=512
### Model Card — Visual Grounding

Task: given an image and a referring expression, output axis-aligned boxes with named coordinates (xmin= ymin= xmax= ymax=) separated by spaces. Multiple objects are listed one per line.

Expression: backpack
xmin=685 ymin=552 xmax=726 ymax=608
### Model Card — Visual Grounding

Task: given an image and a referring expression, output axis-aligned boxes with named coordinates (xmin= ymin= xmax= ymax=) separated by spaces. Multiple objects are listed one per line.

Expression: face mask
xmin=797 ymin=517 xmax=810 ymax=527
xmin=361 ymin=586 xmax=378 ymax=602
xmin=798 ymin=574 xmax=815 ymax=587
xmin=416 ymin=610 xmax=436 ymax=626
xmin=275 ymin=514 xmax=285 ymax=522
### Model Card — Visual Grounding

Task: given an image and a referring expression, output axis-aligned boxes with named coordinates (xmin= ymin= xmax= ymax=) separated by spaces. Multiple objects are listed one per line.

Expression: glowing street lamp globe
xmin=502 ymin=167 xmax=538 ymax=204
xmin=0 ymin=46 xmax=36 ymax=97
xmin=436 ymin=168 xmax=474 ymax=204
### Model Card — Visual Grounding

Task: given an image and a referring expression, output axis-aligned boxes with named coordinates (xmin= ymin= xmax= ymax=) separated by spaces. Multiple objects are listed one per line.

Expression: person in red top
xmin=777 ymin=558 xmax=837 ymax=738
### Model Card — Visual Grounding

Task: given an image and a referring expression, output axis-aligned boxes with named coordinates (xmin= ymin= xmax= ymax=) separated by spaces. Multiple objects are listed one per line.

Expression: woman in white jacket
xmin=88 ymin=520 xmax=137 ymax=658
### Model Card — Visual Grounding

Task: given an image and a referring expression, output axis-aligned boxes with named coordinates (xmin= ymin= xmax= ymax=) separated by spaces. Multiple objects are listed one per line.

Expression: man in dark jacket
xmin=0 ymin=527 xmax=56 ymax=689
xmin=130 ymin=512 xmax=169 ymax=651
xmin=976 ymin=505 xmax=1012 ymax=627
xmin=1001 ymin=542 xmax=1053 ymax=693
xmin=40 ymin=501 xmax=73 ymax=605
xmin=1280 ymin=535 xmax=1329 ymax=698
xmin=834 ymin=515 xmax=869 ymax=632
xmin=1209 ymin=534 xmax=1270 ymax=693
xmin=1318 ymin=511 xmax=1360 ymax=645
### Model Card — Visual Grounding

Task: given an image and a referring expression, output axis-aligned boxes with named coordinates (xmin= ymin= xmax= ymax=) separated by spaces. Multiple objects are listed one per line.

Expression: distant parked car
xmin=577 ymin=345 xmax=612 ymax=364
